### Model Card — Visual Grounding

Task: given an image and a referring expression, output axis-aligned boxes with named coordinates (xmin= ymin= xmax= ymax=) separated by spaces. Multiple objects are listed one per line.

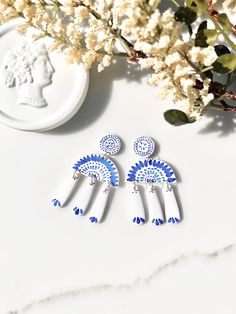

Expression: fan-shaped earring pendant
xmin=126 ymin=136 xmax=181 ymax=226
xmin=51 ymin=134 xmax=121 ymax=224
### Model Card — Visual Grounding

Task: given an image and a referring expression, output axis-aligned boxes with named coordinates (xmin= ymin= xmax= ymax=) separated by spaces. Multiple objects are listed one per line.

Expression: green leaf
xmin=174 ymin=7 xmax=197 ymax=25
xmin=214 ymin=45 xmax=231 ymax=56
xmin=204 ymin=29 xmax=218 ymax=46
xmin=197 ymin=20 xmax=207 ymax=32
xmin=211 ymin=81 xmax=225 ymax=91
xmin=195 ymin=29 xmax=218 ymax=47
xmin=164 ymin=110 xmax=194 ymax=126
xmin=212 ymin=54 xmax=236 ymax=73
xmin=204 ymin=70 xmax=213 ymax=79
xmin=218 ymin=13 xmax=232 ymax=31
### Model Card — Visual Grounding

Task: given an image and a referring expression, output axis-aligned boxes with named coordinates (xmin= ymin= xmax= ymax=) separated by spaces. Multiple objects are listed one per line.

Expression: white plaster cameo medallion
xmin=0 ymin=20 xmax=89 ymax=131
xmin=1 ymin=42 xmax=55 ymax=108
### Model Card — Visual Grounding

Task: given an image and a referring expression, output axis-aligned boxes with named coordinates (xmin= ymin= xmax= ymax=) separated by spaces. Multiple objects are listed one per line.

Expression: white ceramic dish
xmin=0 ymin=20 xmax=89 ymax=131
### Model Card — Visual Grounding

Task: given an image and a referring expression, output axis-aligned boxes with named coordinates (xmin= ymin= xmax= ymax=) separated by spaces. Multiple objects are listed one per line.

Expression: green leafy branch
xmin=164 ymin=0 xmax=236 ymax=126
xmin=0 ymin=0 xmax=235 ymax=127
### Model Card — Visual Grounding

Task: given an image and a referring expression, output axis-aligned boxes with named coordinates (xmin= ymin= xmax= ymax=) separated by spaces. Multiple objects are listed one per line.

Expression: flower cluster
xmin=0 ymin=0 xmax=235 ymax=125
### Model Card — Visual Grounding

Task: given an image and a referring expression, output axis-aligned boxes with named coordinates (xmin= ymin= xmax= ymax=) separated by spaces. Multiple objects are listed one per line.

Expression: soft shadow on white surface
xmin=199 ymin=110 xmax=236 ymax=136
xmin=48 ymin=58 xmax=149 ymax=134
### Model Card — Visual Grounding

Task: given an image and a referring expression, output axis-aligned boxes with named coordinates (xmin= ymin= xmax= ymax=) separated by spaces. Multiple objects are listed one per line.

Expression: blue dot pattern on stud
xmin=100 ymin=134 xmax=121 ymax=155
xmin=73 ymin=154 xmax=119 ymax=187
xmin=127 ymin=159 xmax=176 ymax=184
xmin=133 ymin=136 xmax=155 ymax=158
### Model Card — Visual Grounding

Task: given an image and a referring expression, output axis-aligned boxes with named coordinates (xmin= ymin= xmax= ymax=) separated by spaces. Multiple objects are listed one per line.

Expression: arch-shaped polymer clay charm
xmin=127 ymin=136 xmax=181 ymax=226
xmin=52 ymin=135 xmax=121 ymax=224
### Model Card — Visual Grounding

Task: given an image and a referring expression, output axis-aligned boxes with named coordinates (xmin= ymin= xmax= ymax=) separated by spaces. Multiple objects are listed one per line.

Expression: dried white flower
xmin=1 ymin=0 xmax=234 ymax=123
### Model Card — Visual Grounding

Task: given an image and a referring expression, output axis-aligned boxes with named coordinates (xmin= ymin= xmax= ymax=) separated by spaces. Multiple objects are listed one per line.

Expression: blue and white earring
xmin=52 ymin=134 xmax=120 ymax=223
xmin=126 ymin=136 xmax=181 ymax=225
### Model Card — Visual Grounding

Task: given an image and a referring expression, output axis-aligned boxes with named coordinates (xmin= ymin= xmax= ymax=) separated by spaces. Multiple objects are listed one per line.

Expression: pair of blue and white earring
xmin=51 ymin=135 xmax=181 ymax=225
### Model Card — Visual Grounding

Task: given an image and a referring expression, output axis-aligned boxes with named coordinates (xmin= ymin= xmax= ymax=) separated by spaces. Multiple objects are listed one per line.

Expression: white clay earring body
xmin=145 ymin=185 xmax=164 ymax=226
xmin=130 ymin=184 xmax=145 ymax=224
xmin=163 ymin=183 xmax=180 ymax=224
xmin=72 ymin=177 xmax=96 ymax=215
xmin=89 ymin=184 xmax=110 ymax=223
xmin=52 ymin=171 xmax=80 ymax=207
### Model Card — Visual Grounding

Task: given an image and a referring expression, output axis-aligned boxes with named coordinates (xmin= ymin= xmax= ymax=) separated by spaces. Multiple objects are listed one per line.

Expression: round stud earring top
xmin=133 ymin=136 xmax=155 ymax=158
xmin=100 ymin=134 xmax=121 ymax=155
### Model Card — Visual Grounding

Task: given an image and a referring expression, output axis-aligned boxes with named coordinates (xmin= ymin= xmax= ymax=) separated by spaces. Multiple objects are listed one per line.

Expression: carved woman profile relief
xmin=0 ymin=42 xmax=55 ymax=108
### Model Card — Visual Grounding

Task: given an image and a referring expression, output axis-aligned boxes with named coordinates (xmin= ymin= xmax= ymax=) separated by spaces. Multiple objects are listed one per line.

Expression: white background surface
xmin=1 ymin=56 xmax=236 ymax=314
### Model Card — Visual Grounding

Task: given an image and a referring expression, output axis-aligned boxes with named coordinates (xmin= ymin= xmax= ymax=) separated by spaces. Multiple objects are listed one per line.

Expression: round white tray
xmin=0 ymin=20 xmax=89 ymax=131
